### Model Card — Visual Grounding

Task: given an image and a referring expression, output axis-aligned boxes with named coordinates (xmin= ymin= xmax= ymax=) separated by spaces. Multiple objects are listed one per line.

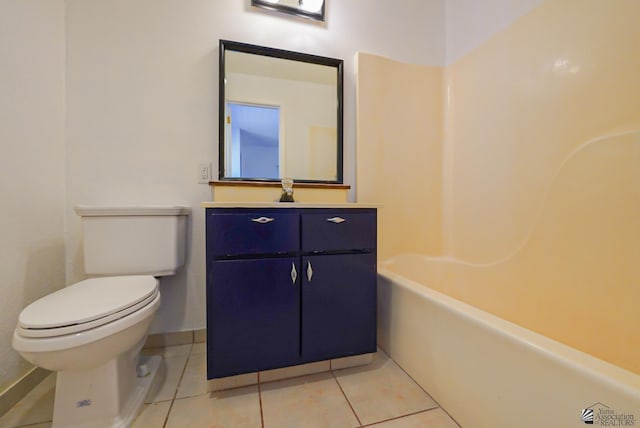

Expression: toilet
xmin=12 ymin=205 xmax=190 ymax=428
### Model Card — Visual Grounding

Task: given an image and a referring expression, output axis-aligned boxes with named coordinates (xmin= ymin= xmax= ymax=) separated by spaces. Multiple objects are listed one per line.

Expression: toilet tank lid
xmin=74 ymin=205 xmax=191 ymax=216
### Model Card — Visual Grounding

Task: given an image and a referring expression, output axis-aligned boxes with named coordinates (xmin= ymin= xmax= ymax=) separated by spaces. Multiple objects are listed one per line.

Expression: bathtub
xmin=377 ymin=258 xmax=640 ymax=428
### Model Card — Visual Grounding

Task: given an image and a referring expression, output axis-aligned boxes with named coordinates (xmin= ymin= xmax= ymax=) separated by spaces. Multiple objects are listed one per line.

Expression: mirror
xmin=251 ymin=0 xmax=325 ymax=22
xmin=219 ymin=40 xmax=343 ymax=183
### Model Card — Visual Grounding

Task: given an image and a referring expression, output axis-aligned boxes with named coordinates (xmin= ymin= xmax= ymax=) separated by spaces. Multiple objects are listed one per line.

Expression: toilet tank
xmin=74 ymin=205 xmax=191 ymax=276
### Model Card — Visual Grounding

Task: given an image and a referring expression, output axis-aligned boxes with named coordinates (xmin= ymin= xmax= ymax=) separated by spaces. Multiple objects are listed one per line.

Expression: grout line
xmin=161 ymin=398 xmax=174 ymax=427
xmin=161 ymin=343 xmax=193 ymax=428
xmin=330 ymin=368 xmax=363 ymax=427
xmin=376 ymin=346 xmax=462 ymax=428
xmin=257 ymin=372 xmax=265 ymax=428
xmin=360 ymin=407 xmax=445 ymax=427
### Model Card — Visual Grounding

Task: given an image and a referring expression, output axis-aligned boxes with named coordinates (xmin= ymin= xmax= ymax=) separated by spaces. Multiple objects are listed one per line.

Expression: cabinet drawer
xmin=208 ymin=212 xmax=299 ymax=256
xmin=301 ymin=211 xmax=376 ymax=252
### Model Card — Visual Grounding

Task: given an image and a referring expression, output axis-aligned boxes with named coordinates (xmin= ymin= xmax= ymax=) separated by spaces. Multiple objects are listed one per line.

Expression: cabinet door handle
xmin=326 ymin=217 xmax=346 ymax=224
xmin=251 ymin=217 xmax=274 ymax=224
xmin=291 ymin=263 xmax=297 ymax=284
xmin=306 ymin=261 xmax=313 ymax=282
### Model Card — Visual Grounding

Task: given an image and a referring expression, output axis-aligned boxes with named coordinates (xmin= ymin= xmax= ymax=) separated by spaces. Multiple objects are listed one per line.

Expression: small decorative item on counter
xmin=279 ymin=177 xmax=295 ymax=202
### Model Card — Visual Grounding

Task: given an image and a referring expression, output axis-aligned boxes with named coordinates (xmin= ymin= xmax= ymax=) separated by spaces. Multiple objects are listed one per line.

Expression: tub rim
xmin=378 ymin=266 xmax=640 ymax=400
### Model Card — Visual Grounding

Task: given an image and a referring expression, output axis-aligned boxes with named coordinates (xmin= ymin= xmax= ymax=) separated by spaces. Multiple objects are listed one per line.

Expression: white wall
xmin=0 ymin=0 xmax=66 ymax=390
xmin=64 ymin=0 xmax=446 ymax=335
xmin=445 ymin=0 xmax=544 ymax=64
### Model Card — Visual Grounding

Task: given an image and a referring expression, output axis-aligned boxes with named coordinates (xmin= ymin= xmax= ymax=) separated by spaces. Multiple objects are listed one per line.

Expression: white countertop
xmin=201 ymin=202 xmax=381 ymax=209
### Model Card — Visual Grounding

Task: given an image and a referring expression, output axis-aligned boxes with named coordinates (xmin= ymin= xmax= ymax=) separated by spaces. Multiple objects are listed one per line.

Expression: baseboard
xmin=143 ymin=328 xmax=206 ymax=349
xmin=0 ymin=367 xmax=51 ymax=417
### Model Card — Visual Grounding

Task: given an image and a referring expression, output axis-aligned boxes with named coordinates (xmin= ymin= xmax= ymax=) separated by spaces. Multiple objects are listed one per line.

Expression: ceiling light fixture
xmin=251 ymin=0 xmax=325 ymax=22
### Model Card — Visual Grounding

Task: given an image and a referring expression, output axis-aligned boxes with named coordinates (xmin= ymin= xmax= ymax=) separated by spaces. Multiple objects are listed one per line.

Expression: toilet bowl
xmin=13 ymin=276 xmax=160 ymax=370
xmin=13 ymin=276 xmax=161 ymax=428
xmin=12 ymin=205 xmax=190 ymax=428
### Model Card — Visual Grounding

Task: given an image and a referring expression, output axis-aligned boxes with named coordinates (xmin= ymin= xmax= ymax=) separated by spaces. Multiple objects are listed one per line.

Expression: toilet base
xmin=51 ymin=353 xmax=160 ymax=428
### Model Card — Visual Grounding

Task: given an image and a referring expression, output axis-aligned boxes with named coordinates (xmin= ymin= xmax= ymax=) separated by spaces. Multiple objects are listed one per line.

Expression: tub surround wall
xmin=443 ymin=0 xmax=640 ymax=374
xmin=356 ymin=53 xmax=443 ymax=260
xmin=445 ymin=0 xmax=640 ymax=264
xmin=0 ymin=0 xmax=66 ymax=399
xmin=358 ymin=0 xmax=640 ymax=374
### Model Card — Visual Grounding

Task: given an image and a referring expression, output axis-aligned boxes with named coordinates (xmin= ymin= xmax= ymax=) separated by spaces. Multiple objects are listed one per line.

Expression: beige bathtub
xmin=378 ymin=257 xmax=640 ymax=428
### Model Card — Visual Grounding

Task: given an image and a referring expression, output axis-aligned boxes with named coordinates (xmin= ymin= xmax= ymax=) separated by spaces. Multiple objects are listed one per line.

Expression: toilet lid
xmin=18 ymin=276 xmax=158 ymax=335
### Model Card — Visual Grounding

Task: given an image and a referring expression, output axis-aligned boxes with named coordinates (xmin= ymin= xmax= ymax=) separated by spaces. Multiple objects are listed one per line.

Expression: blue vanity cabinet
xmin=206 ymin=207 xmax=376 ymax=380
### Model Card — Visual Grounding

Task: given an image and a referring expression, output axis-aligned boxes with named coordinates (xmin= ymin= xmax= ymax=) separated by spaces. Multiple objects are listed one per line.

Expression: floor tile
xmin=261 ymin=372 xmax=359 ymax=428
xmin=367 ymin=409 xmax=460 ymax=428
xmin=0 ymin=374 xmax=55 ymax=428
xmin=335 ymin=351 xmax=437 ymax=426
xmin=175 ymin=351 xmax=208 ymax=399
xmin=190 ymin=341 xmax=206 ymax=355
xmin=4 ymin=344 xmax=459 ymax=428
xmin=165 ymin=386 xmax=261 ymax=428
xmin=145 ymin=353 xmax=189 ymax=403
xmin=132 ymin=401 xmax=171 ymax=428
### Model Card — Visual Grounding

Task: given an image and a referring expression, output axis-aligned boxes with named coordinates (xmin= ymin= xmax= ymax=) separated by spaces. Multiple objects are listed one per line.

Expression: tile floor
xmin=0 ymin=344 xmax=460 ymax=428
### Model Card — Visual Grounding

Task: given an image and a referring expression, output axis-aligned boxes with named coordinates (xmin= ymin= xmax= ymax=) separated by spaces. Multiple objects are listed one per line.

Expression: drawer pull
xmin=291 ymin=263 xmax=297 ymax=284
xmin=251 ymin=217 xmax=274 ymax=224
xmin=326 ymin=217 xmax=346 ymax=224
xmin=307 ymin=261 xmax=313 ymax=282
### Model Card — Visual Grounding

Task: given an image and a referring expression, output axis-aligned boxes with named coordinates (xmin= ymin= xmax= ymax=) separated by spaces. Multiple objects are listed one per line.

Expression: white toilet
xmin=12 ymin=205 xmax=190 ymax=428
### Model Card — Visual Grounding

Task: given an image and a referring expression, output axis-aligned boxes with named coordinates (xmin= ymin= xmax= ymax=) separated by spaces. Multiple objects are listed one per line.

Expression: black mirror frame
xmin=219 ymin=39 xmax=344 ymax=184
xmin=251 ymin=0 xmax=325 ymax=22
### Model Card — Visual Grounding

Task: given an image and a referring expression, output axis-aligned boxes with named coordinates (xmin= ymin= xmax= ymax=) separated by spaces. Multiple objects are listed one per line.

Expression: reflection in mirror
xmin=219 ymin=40 xmax=343 ymax=184
xmin=227 ymin=102 xmax=280 ymax=179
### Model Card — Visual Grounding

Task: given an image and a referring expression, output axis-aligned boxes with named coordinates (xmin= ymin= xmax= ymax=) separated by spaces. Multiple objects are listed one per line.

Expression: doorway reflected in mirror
xmin=226 ymin=103 xmax=280 ymax=180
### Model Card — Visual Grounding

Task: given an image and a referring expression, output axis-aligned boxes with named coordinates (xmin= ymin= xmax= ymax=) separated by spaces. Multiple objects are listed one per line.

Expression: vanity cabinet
xmin=206 ymin=207 xmax=377 ymax=379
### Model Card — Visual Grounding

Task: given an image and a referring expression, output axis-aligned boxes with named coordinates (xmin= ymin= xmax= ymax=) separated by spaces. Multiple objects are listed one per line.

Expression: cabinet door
xmin=301 ymin=253 xmax=376 ymax=362
xmin=207 ymin=257 xmax=300 ymax=378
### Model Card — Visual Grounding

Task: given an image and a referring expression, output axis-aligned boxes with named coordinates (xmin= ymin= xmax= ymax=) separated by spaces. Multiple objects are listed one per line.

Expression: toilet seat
xmin=17 ymin=276 xmax=159 ymax=338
